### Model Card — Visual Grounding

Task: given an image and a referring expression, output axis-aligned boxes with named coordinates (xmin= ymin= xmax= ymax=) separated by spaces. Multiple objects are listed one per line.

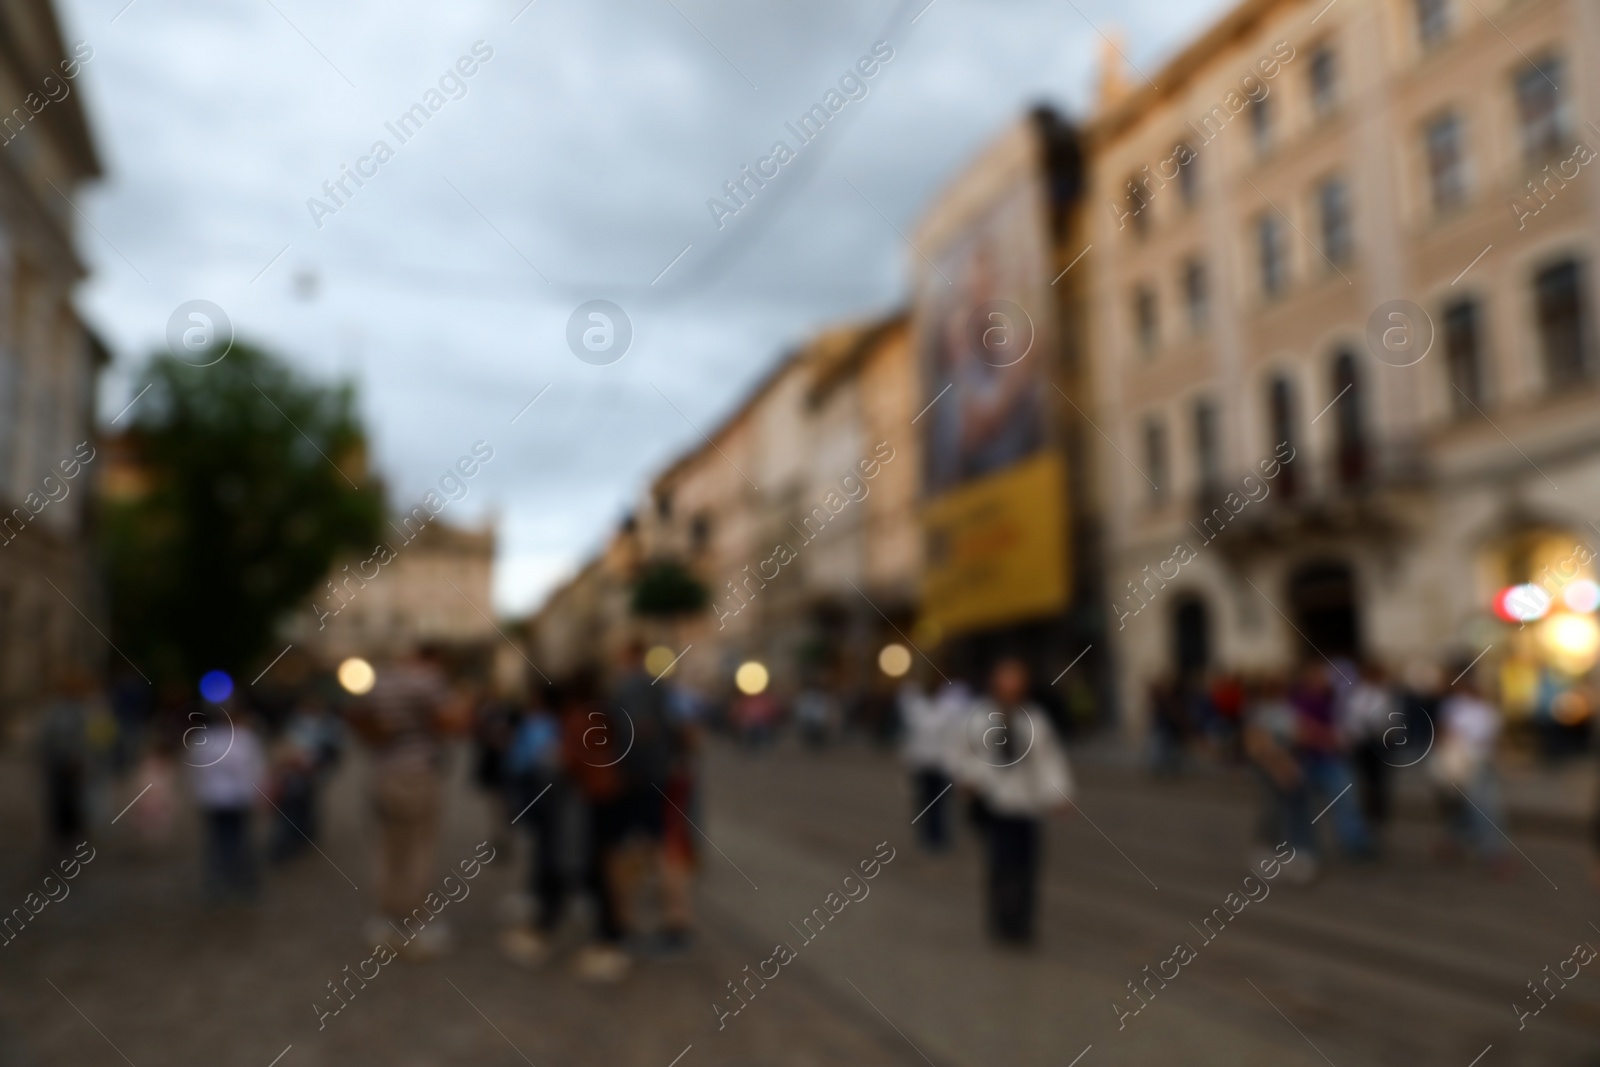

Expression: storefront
xmin=1479 ymin=528 xmax=1599 ymax=757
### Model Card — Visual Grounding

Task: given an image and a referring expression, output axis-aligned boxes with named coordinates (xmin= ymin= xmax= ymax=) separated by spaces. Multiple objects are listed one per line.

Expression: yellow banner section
xmin=920 ymin=450 xmax=1069 ymax=637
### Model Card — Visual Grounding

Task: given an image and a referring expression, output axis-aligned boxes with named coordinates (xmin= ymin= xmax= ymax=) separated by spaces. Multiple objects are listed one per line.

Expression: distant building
xmin=531 ymin=314 xmax=919 ymax=701
xmin=526 ymin=522 xmax=640 ymax=682
xmin=0 ymin=0 xmax=105 ymax=726
xmin=1087 ymin=0 xmax=1600 ymax=732
xmin=286 ymin=518 xmax=498 ymax=664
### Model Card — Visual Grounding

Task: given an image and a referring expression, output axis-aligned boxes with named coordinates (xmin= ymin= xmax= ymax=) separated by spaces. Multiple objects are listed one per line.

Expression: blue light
xmin=199 ymin=670 xmax=234 ymax=704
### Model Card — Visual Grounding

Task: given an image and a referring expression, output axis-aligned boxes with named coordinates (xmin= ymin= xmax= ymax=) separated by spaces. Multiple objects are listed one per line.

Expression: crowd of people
xmin=29 ymin=641 xmax=701 ymax=984
xmin=1151 ymin=654 xmax=1547 ymax=882
xmin=24 ymin=639 xmax=1600 ymax=975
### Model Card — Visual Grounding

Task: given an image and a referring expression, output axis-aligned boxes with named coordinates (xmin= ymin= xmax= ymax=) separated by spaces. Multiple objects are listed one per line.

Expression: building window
xmin=1251 ymin=96 xmax=1274 ymax=155
xmin=690 ymin=512 xmax=712 ymax=553
xmin=1318 ymin=176 xmax=1352 ymax=267
xmin=1258 ymin=214 xmax=1287 ymax=298
xmin=1143 ymin=416 xmax=1168 ymax=504
xmin=1416 ymin=0 xmax=1451 ymax=48
xmin=1535 ymin=259 xmax=1590 ymax=389
xmin=1124 ymin=172 xmax=1150 ymax=237
xmin=1424 ymin=111 xmax=1468 ymax=212
xmin=1515 ymin=56 xmax=1569 ymax=164
xmin=1176 ymin=143 xmax=1199 ymax=207
xmin=1330 ymin=350 xmax=1367 ymax=486
xmin=1309 ymin=45 xmax=1338 ymax=118
xmin=1269 ymin=375 xmax=1298 ymax=496
xmin=1194 ymin=398 xmax=1221 ymax=495
xmin=1183 ymin=258 xmax=1209 ymax=333
xmin=1443 ymin=298 xmax=1484 ymax=414
xmin=1134 ymin=285 xmax=1159 ymax=356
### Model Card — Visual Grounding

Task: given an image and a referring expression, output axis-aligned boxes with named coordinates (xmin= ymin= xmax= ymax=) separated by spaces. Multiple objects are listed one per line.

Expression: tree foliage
xmin=101 ymin=343 xmax=383 ymax=683
xmin=630 ymin=558 xmax=708 ymax=618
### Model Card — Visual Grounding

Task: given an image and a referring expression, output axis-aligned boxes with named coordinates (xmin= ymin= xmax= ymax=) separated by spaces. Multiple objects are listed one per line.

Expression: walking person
xmin=563 ymin=673 xmax=632 ymax=982
xmin=608 ymin=641 xmax=683 ymax=952
xmin=659 ymin=675 xmax=704 ymax=952
xmin=188 ymin=707 xmax=266 ymax=904
xmin=1241 ymin=673 xmax=1315 ymax=882
xmin=1430 ymin=659 xmax=1512 ymax=875
xmin=471 ymin=684 xmax=519 ymax=855
xmin=500 ymin=684 xmax=568 ymax=967
xmin=1147 ymin=674 xmax=1187 ymax=776
xmin=1290 ymin=661 xmax=1373 ymax=860
xmin=269 ymin=695 xmax=342 ymax=862
xmin=1341 ymin=661 xmax=1397 ymax=850
xmin=346 ymin=646 xmax=457 ymax=959
xmin=951 ymin=658 xmax=1072 ymax=946
xmin=36 ymin=670 xmax=100 ymax=862
xmin=794 ymin=675 xmax=840 ymax=750
xmin=900 ymin=672 xmax=964 ymax=852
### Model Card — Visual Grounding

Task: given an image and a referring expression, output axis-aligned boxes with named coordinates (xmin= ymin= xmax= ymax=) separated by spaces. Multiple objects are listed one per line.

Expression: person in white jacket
xmin=950 ymin=658 xmax=1072 ymax=945
xmin=900 ymin=675 xmax=968 ymax=851
xmin=188 ymin=707 xmax=266 ymax=903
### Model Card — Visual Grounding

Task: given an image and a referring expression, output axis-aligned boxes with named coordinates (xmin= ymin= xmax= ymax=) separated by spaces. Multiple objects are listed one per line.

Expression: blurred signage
xmin=920 ymin=452 xmax=1068 ymax=636
xmin=912 ymin=119 xmax=1068 ymax=635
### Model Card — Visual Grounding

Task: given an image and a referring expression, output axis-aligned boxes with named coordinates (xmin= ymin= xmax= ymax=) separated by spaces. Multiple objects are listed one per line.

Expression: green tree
xmin=630 ymin=558 xmax=708 ymax=618
xmin=101 ymin=343 xmax=383 ymax=683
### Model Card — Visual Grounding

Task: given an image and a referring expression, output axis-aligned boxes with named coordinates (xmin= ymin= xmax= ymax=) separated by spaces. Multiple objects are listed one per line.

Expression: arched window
xmin=1331 ymin=350 xmax=1366 ymax=486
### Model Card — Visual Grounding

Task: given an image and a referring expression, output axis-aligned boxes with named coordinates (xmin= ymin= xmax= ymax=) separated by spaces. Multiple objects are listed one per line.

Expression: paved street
xmin=2 ymin=738 xmax=1597 ymax=1067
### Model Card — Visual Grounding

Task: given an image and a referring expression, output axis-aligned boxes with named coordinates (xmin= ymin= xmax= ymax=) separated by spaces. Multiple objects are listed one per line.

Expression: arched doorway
xmin=1288 ymin=560 xmax=1360 ymax=659
xmin=1172 ymin=595 xmax=1211 ymax=681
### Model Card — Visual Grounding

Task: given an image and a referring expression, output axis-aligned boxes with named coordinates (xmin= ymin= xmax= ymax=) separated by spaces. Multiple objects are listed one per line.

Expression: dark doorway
xmin=1288 ymin=561 xmax=1360 ymax=659
xmin=1172 ymin=596 xmax=1211 ymax=681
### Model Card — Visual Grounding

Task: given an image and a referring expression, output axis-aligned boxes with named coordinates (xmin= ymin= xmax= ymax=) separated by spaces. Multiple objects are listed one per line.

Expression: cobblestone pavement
xmin=2 ymin=739 xmax=1597 ymax=1067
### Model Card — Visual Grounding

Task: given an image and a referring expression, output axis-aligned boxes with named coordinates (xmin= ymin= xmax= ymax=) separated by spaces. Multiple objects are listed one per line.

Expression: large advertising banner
xmin=914 ymin=122 xmax=1069 ymax=637
xmin=921 ymin=451 xmax=1068 ymax=635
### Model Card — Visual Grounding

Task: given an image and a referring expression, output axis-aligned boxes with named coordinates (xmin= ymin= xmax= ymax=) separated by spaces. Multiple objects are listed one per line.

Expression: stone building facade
xmin=1086 ymin=0 xmax=1600 ymax=732
xmin=0 ymin=0 xmax=105 ymax=727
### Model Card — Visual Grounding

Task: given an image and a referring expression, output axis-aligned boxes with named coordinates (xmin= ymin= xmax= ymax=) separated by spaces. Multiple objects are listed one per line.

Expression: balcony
xmin=1190 ymin=441 xmax=1431 ymax=556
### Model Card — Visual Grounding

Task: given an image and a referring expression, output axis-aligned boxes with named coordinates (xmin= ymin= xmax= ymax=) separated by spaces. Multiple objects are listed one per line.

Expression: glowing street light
xmin=337 ymin=656 xmax=376 ymax=695
xmin=878 ymin=643 xmax=913 ymax=678
xmin=644 ymin=645 xmax=678 ymax=678
xmin=734 ymin=660 xmax=769 ymax=696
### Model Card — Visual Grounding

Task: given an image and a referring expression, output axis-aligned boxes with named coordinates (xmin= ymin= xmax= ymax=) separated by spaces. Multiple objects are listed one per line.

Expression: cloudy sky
xmin=59 ymin=0 xmax=1231 ymax=615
